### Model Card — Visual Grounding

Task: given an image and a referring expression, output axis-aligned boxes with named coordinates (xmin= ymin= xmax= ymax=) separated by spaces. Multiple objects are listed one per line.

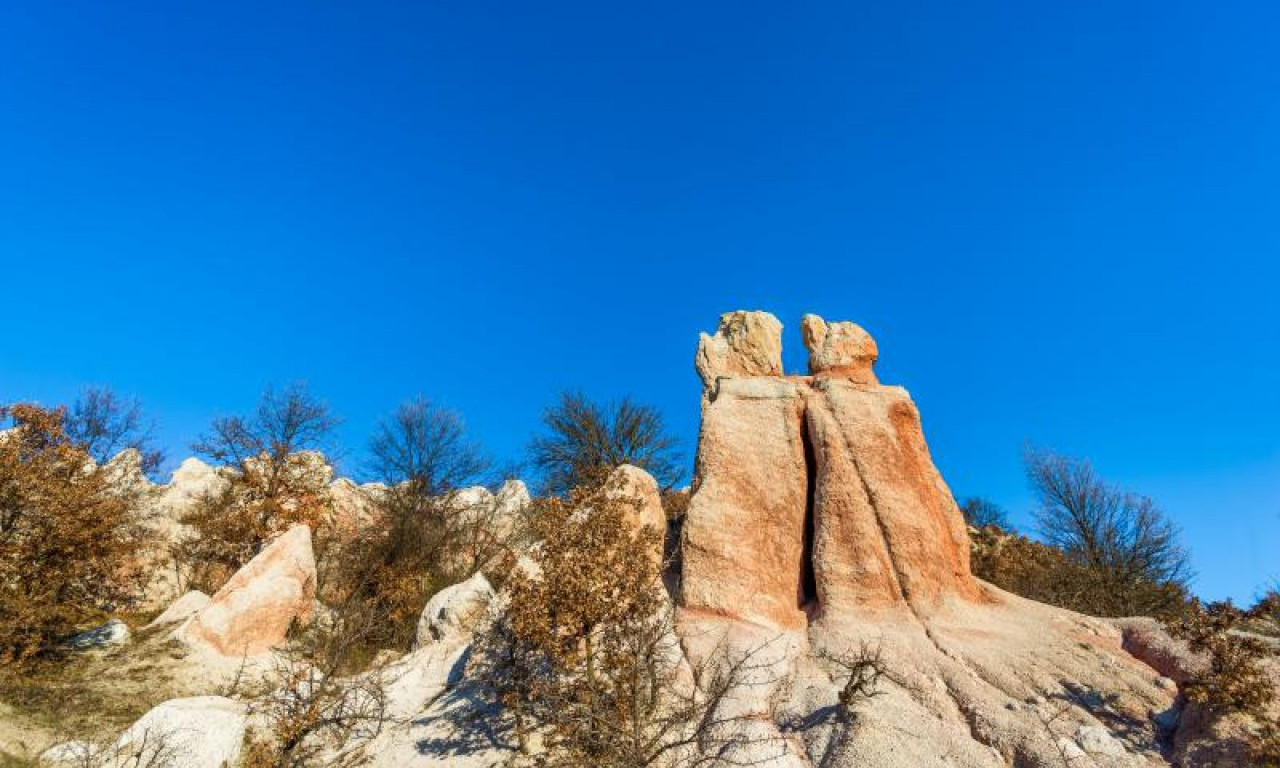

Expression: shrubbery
xmin=1166 ymin=597 xmax=1280 ymax=766
xmin=0 ymin=404 xmax=144 ymax=663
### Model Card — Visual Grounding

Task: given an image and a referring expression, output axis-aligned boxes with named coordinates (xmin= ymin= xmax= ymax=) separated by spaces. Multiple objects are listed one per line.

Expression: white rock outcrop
xmin=117 ymin=696 xmax=247 ymax=768
xmin=414 ymin=573 xmax=495 ymax=649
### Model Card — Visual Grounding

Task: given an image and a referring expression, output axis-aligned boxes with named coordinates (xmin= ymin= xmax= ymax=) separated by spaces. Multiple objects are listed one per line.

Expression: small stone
xmin=65 ymin=618 xmax=130 ymax=651
xmin=1075 ymin=724 xmax=1128 ymax=756
xmin=1056 ymin=738 xmax=1086 ymax=760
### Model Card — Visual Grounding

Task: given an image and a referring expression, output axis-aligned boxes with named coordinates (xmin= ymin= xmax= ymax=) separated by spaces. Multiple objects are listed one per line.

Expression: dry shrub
xmin=1023 ymin=448 xmax=1192 ymax=618
xmin=0 ymin=404 xmax=144 ymax=664
xmin=471 ymin=484 xmax=787 ymax=767
xmin=1167 ymin=599 xmax=1280 ymax=766
xmin=239 ymin=590 xmax=391 ymax=768
xmin=969 ymin=525 xmax=1189 ymax=619
xmin=322 ymin=398 xmax=512 ymax=651
xmin=177 ymin=452 xmax=334 ymax=594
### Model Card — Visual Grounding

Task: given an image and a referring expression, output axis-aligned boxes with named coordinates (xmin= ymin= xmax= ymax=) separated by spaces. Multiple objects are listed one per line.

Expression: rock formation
xmin=177 ymin=524 xmax=316 ymax=657
xmin=695 ymin=310 xmax=785 ymax=389
xmin=800 ymin=313 xmax=878 ymax=382
xmin=681 ymin=311 xmax=977 ymax=629
xmin=413 ymin=572 xmax=494 ymax=649
xmin=676 ymin=312 xmax=1181 ymax=768
xmin=605 ymin=463 xmax=667 ymax=565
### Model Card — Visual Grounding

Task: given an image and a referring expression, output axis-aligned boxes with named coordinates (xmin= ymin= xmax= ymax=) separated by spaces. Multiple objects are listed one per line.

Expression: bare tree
xmin=1025 ymin=448 xmax=1191 ymax=616
xmin=366 ymin=397 xmax=489 ymax=494
xmin=331 ymin=398 xmax=504 ymax=649
xmin=528 ymin=391 xmax=682 ymax=496
xmin=64 ymin=387 xmax=164 ymax=479
xmin=960 ymin=497 xmax=1011 ymax=530
xmin=193 ymin=382 xmax=339 ymax=486
xmin=179 ymin=384 xmax=340 ymax=592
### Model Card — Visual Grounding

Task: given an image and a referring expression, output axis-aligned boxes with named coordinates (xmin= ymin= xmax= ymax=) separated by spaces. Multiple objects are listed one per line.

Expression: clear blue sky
xmin=2 ymin=1 xmax=1277 ymax=603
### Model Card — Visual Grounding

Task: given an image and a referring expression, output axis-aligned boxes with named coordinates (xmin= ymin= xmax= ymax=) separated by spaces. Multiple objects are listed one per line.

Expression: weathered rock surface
xmin=414 ymin=572 xmax=495 ymax=649
xmin=145 ymin=590 xmax=211 ymax=629
xmin=801 ymin=314 xmax=878 ymax=382
xmin=681 ymin=312 xmax=979 ymax=628
xmin=177 ymin=525 xmax=316 ymax=657
xmin=681 ymin=377 xmax=810 ymax=628
xmin=676 ymin=312 xmax=1183 ymax=768
xmin=605 ymin=464 xmax=667 ymax=567
xmin=695 ymin=310 xmax=784 ymax=390
xmin=117 ymin=696 xmax=247 ymax=768
xmin=43 ymin=697 xmax=247 ymax=768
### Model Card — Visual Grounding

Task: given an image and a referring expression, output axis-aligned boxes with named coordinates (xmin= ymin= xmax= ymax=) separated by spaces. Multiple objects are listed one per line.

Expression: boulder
xmin=414 ymin=573 xmax=494 ymax=649
xmin=695 ymin=310 xmax=784 ymax=391
xmin=801 ymin=314 xmax=878 ymax=383
xmin=177 ymin=525 xmax=316 ymax=657
xmin=605 ymin=464 xmax=667 ymax=564
xmin=117 ymin=696 xmax=246 ymax=768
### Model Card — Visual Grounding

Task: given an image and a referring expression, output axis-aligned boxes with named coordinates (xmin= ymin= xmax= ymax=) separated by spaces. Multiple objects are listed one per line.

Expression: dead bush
xmin=240 ymin=579 xmax=392 ymax=768
xmin=0 ymin=404 xmax=144 ymax=664
xmin=528 ymin=391 xmax=683 ymax=497
xmin=470 ymin=484 xmax=789 ymax=767
xmin=1025 ymin=448 xmax=1191 ymax=617
xmin=1167 ymin=599 xmax=1280 ymax=766
xmin=323 ymin=398 xmax=511 ymax=651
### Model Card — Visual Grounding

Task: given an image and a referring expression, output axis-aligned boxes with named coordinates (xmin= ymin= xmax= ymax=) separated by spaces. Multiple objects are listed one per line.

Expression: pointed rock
xmin=177 ymin=525 xmax=316 ymax=657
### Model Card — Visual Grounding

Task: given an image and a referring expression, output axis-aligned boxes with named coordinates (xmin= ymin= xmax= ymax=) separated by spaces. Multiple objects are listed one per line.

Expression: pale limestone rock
xmin=679 ymin=376 xmax=809 ymax=629
xmin=178 ymin=525 xmax=316 ymax=657
xmin=695 ymin=310 xmax=784 ymax=391
xmin=117 ymin=696 xmax=246 ymax=768
xmin=104 ymin=448 xmax=153 ymax=494
xmin=414 ymin=573 xmax=494 ymax=649
xmin=145 ymin=590 xmax=211 ymax=629
xmin=161 ymin=458 xmax=229 ymax=515
xmin=801 ymin=314 xmax=879 ymax=383
xmin=605 ymin=464 xmax=667 ymax=565
xmin=1075 ymin=725 xmax=1128 ymax=756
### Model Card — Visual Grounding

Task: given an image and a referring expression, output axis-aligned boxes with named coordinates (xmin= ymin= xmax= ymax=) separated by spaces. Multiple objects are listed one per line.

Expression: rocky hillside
xmin=4 ymin=312 xmax=1275 ymax=768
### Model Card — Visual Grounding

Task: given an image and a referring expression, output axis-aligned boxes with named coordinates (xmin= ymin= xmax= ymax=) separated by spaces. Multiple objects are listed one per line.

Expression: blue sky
xmin=2 ymin=1 xmax=1277 ymax=603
